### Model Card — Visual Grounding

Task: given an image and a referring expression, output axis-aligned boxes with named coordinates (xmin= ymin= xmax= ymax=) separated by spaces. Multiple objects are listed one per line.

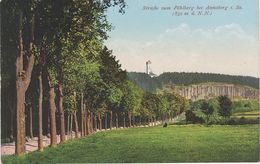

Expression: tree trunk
xmin=38 ymin=70 xmax=43 ymax=151
xmin=70 ymin=113 xmax=73 ymax=138
xmin=80 ymin=93 xmax=84 ymax=137
xmin=110 ymin=111 xmax=113 ymax=130
xmin=133 ymin=116 xmax=135 ymax=127
xmin=105 ymin=112 xmax=107 ymax=130
xmin=58 ymin=83 xmax=65 ymax=142
xmin=49 ymin=84 xmax=57 ymax=146
xmin=67 ymin=112 xmax=70 ymax=135
xmin=115 ymin=113 xmax=118 ymax=128
xmin=86 ymin=108 xmax=90 ymax=135
xmin=128 ymin=112 xmax=132 ymax=127
xmin=94 ymin=114 xmax=97 ymax=131
xmin=73 ymin=111 xmax=79 ymax=138
xmin=55 ymin=38 xmax=65 ymax=142
xmin=90 ymin=112 xmax=93 ymax=133
xmin=98 ymin=113 xmax=102 ymax=130
xmin=29 ymin=104 xmax=33 ymax=138
xmin=15 ymin=87 xmax=26 ymax=155
xmin=15 ymin=12 xmax=35 ymax=156
xmin=123 ymin=112 xmax=126 ymax=128
xmin=83 ymin=104 xmax=86 ymax=136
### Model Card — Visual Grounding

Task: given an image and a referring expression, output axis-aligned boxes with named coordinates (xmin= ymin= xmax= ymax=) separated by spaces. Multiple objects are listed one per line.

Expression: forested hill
xmin=127 ymin=72 xmax=259 ymax=92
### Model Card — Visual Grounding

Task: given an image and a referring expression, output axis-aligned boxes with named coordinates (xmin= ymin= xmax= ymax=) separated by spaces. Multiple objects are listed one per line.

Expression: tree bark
xmin=110 ymin=111 xmax=113 ymax=130
xmin=29 ymin=104 xmax=33 ymax=138
xmin=67 ymin=112 xmax=70 ymax=135
xmin=115 ymin=113 xmax=118 ymax=128
xmin=15 ymin=87 xmax=26 ymax=155
xmin=123 ymin=112 xmax=126 ymax=128
xmin=80 ymin=93 xmax=84 ymax=137
xmin=93 ymin=114 xmax=97 ymax=131
xmin=133 ymin=116 xmax=135 ymax=127
xmin=48 ymin=84 xmax=57 ymax=147
xmin=58 ymin=82 xmax=65 ymax=142
xmin=72 ymin=92 xmax=79 ymax=138
xmin=73 ymin=111 xmax=79 ymax=138
xmin=70 ymin=113 xmax=73 ymax=138
xmin=86 ymin=108 xmax=90 ymax=135
xmin=105 ymin=112 xmax=107 ymax=130
xmin=55 ymin=38 xmax=66 ymax=142
xmin=98 ymin=113 xmax=102 ymax=130
xmin=15 ymin=12 xmax=35 ymax=156
xmin=90 ymin=112 xmax=93 ymax=133
xmin=83 ymin=104 xmax=86 ymax=136
xmin=37 ymin=67 xmax=43 ymax=151
xmin=128 ymin=112 xmax=132 ymax=127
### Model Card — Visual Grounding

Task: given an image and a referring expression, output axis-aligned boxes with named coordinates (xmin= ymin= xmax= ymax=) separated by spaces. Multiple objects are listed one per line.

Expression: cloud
xmin=106 ymin=23 xmax=259 ymax=77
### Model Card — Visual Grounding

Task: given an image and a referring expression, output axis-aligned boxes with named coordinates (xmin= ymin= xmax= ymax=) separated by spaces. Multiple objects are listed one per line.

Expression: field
xmin=2 ymin=125 xmax=259 ymax=163
xmin=232 ymin=110 xmax=259 ymax=119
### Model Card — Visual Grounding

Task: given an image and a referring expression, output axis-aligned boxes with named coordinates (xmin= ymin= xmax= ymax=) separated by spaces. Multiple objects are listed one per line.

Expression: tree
xmin=14 ymin=7 xmax=35 ymax=156
xmin=141 ymin=92 xmax=161 ymax=124
xmin=201 ymin=101 xmax=214 ymax=125
xmin=120 ymin=81 xmax=142 ymax=127
xmin=2 ymin=0 xmax=127 ymax=155
xmin=98 ymin=46 xmax=127 ymax=128
xmin=218 ymin=95 xmax=232 ymax=118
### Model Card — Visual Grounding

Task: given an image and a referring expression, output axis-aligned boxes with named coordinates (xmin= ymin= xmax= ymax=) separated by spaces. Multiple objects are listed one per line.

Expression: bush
xmin=185 ymin=110 xmax=204 ymax=124
xmin=226 ymin=118 xmax=236 ymax=125
xmin=225 ymin=117 xmax=259 ymax=125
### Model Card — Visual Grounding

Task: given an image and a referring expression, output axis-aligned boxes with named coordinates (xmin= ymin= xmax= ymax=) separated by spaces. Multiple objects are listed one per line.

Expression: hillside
xmin=157 ymin=82 xmax=259 ymax=100
xmin=127 ymin=72 xmax=259 ymax=92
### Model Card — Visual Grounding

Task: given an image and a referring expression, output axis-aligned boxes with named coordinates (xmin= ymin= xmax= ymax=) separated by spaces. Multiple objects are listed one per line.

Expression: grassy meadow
xmin=2 ymin=124 xmax=259 ymax=163
xmin=232 ymin=110 xmax=259 ymax=119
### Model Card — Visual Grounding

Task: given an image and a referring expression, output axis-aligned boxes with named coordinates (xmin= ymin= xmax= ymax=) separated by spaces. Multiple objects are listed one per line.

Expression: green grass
xmin=232 ymin=110 xmax=260 ymax=119
xmin=2 ymin=125 xmax=259 ymax=163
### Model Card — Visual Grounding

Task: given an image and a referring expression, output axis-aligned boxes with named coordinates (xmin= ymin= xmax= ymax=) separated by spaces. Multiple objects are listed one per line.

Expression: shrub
xmin=185 ymin=110 xmax=204 ymax=124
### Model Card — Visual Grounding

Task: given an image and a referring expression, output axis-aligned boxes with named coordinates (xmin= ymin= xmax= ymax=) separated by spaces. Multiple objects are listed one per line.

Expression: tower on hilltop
xmin=145 ymin=60 xmax=157 ymax=77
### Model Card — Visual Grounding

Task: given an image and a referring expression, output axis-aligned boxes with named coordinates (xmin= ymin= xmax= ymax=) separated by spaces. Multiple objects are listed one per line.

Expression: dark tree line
xmin=128 ymin=72 xmax=259 ymax=92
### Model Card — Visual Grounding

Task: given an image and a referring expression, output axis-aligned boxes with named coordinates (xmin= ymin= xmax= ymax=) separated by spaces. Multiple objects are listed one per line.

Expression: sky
xmin=104 ymin=0 xmax=259 ymax=77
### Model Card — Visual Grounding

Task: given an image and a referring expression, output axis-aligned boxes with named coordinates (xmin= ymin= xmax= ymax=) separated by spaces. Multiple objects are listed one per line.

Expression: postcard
xmin=1 ymin=0 xmax=259 ymax=163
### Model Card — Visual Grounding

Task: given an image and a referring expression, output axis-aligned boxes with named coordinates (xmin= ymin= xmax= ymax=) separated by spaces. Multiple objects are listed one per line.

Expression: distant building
xmin=146 ymin=60 xmax=157 ymax=77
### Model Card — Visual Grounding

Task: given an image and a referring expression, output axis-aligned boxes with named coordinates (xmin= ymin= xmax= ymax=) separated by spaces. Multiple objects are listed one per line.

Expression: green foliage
xmin=107 ymin=87 xmax=123 ymax=108
xmin=188 ymin=98 xmax=221 ymax=125
xmin=128 ymin=72 xmax=259 ymax=92
xmin=141 ymin=92 xmax=159 ymax=117
xmin=120 ymin=81 xmax=142 ymax=115
xmin=100 ymin=47 xmax=127 ymax=87
xmin=232 ymin=100 xmax=259 ymax=113
xmin=186 ymin=97 xmax=258 ymax=125
xmin=218 ymin=95 xmax=232 ymax=118
xmin=64 ymin=94 xmax=77 ymax=112
xmin=185 ymin=110 xmax=204 ymax=124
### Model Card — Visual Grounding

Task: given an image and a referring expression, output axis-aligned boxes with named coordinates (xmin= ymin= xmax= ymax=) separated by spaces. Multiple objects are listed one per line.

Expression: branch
xmin=25 ymin=15 xmax=35 ymax=89
xmin=16 ymin=11 xmax=24 ymax=77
